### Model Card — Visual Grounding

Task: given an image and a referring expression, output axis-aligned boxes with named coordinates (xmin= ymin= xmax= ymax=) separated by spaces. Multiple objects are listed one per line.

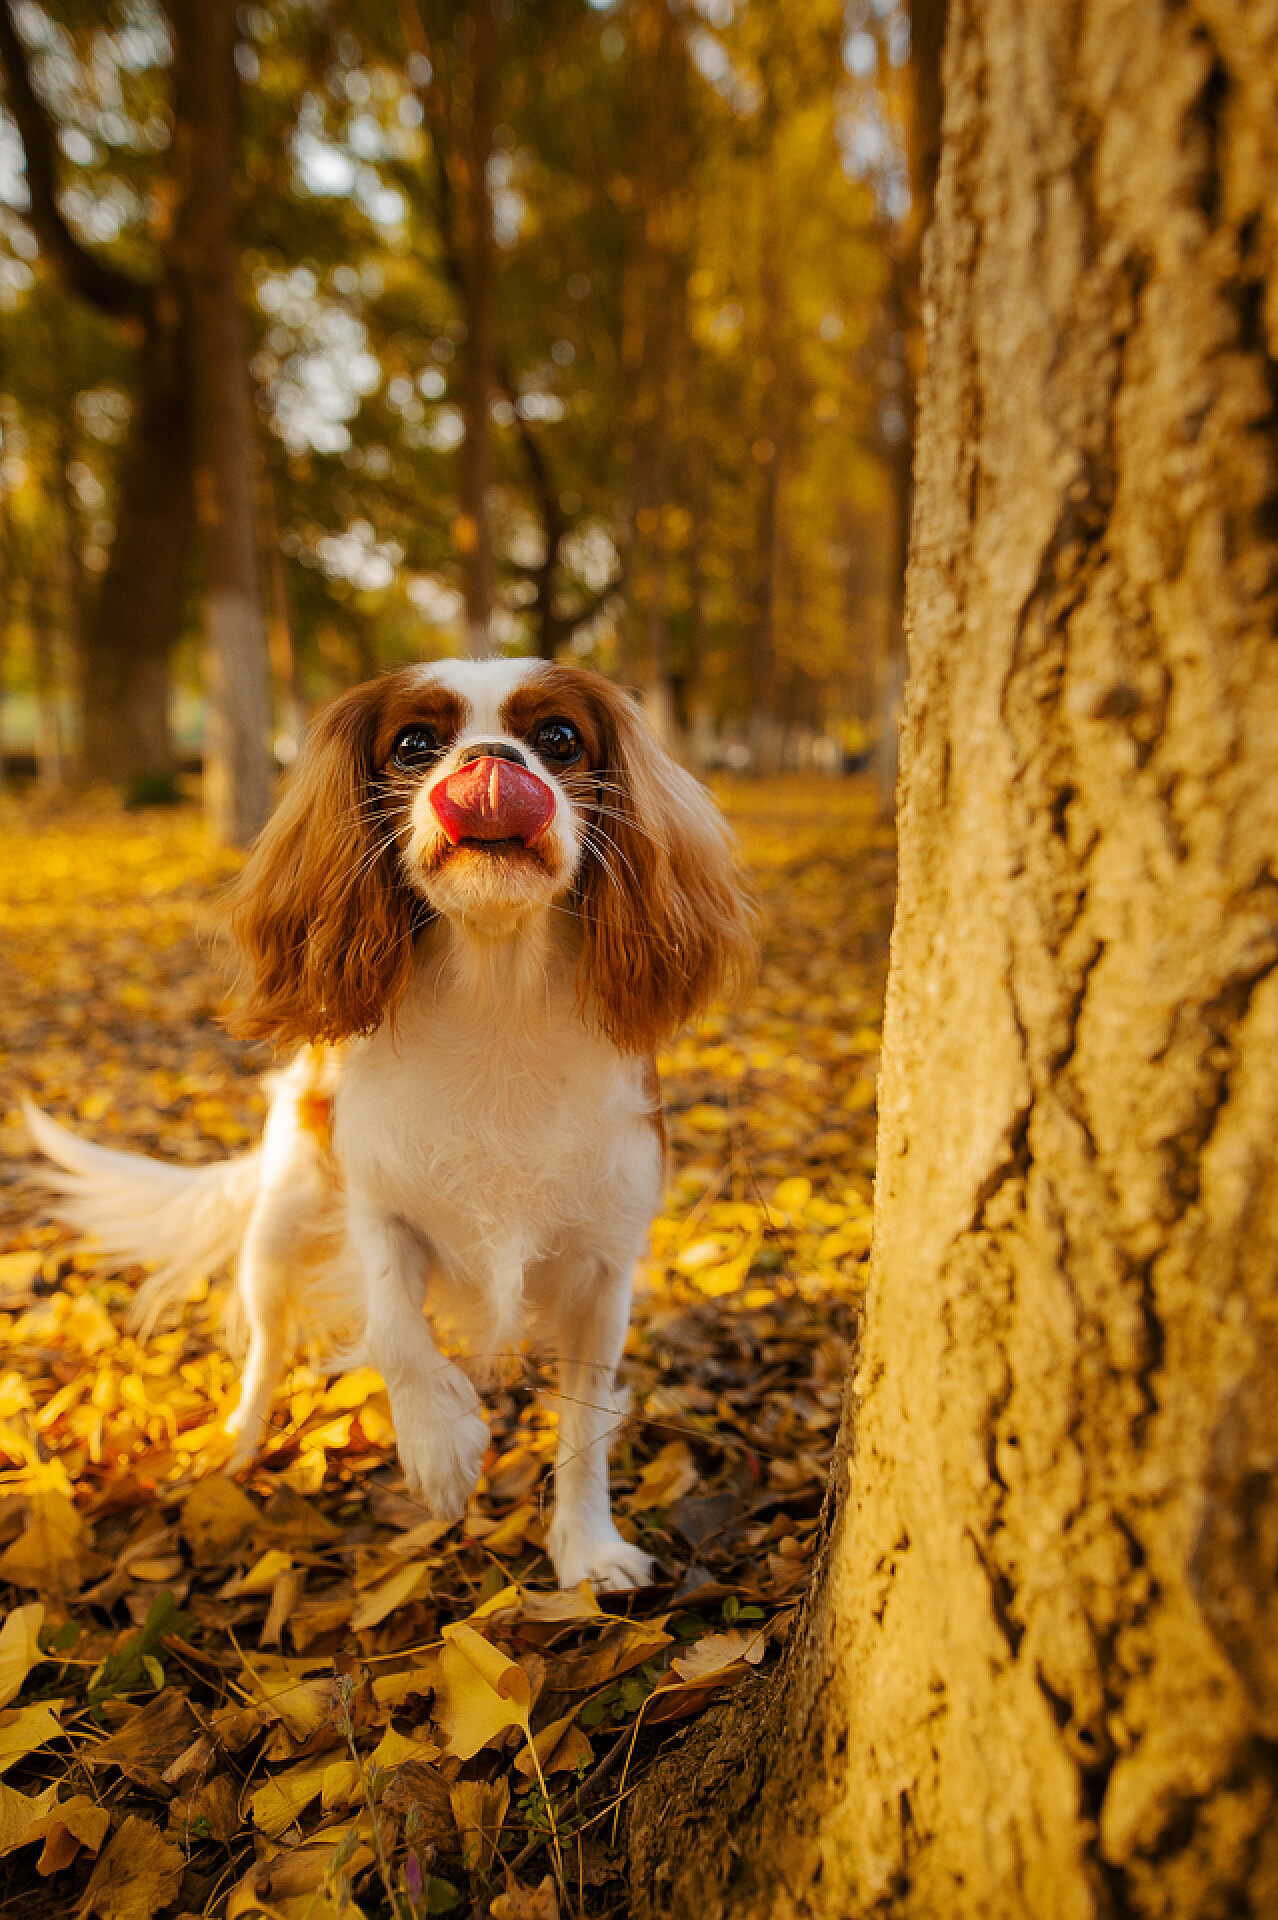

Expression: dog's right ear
xmin=226 ymin=680 xmax=419 ymax=1045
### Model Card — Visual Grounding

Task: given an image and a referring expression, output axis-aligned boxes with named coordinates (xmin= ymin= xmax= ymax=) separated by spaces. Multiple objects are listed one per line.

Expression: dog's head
xmin=228 ymin=659 xmax=756 ymax=1052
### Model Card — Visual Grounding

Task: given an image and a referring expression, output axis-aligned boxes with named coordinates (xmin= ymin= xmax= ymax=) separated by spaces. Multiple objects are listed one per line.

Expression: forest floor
xmin=0 ymin=774 xmax=895 ymax=1920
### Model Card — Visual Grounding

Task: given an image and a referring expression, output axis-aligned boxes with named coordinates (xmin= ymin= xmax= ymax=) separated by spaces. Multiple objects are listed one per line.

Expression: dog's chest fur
xmin=334 ymin=923 xmax=661 ymax=1308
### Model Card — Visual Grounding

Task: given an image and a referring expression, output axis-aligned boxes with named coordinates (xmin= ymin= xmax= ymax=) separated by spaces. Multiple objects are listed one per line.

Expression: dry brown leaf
xmin=546 ymin=1620 xmax=672 ymax=1693
xmin=179 ymin=1477 xmax=258 ymax=1568
xmin=491 ymin=1875 xmax=561 ymax=1920
xmin=450 ymin=1774 xmax=509 ymax=1874
xmin=74 ymin=1813 xmax=184 ymax=1920
xmin=87 ymin=1689 xmax=199 ymax=1795
xmin=33 ymin=1794 xmax=112 ymax=1876
xmin=671 ymin=1624 xmax=768 ymax=1683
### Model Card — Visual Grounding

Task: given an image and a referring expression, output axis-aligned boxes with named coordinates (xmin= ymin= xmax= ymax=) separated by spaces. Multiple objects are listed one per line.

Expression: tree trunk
xmin=0 ymin=0 xmax=190 ymax=791
xmin=80 ymin=305 xmax=190 ymax=789
xmin=459 ymin=0 xmax=496 ymax=660
xmin=629 ymin=0 xmax=1278 ymax=1913
xmin=173 ymin=0 xmax=273 ymax=846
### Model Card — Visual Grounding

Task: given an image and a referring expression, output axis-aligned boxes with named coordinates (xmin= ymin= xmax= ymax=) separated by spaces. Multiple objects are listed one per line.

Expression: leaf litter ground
xmin=0 ymin=776 xmax=895 ymax=1920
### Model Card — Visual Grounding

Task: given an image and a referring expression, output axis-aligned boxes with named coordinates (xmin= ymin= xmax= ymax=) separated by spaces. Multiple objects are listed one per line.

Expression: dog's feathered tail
xmin=22 ymin=1099 xmax=262 ymax=1338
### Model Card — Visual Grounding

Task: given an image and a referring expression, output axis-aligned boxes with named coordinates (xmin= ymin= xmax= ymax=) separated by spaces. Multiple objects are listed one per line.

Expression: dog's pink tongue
xmin=430 ymin=757 xmax=555 ymax=846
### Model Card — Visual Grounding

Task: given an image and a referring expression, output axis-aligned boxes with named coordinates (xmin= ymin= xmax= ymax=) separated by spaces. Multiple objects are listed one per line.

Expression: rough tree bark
xmin=629 ymin=0 xmax=1278 ymax=1914
xmin=171 ymin=0 xmax=273 ymax=845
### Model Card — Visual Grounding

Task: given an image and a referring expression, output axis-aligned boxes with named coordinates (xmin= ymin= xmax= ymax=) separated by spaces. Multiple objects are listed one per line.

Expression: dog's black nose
xmin=455 ymin=741 xmax=527 ymax=768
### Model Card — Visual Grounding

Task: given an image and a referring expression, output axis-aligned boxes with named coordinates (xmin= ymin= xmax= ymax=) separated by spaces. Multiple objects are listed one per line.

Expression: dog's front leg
xmin=348 ymin=1194 xmax=489 ymax=1523
xmin=547 ymin=1264 xmax=654 ymax=1592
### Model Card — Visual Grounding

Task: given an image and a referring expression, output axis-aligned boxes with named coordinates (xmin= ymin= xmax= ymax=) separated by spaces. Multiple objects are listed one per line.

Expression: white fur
xmin=28 ymin=658 xmax=665 ymax=1592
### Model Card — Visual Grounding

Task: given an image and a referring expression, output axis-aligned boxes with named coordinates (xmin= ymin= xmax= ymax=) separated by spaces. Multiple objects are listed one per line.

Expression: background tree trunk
xmin=0 ymin=0 xmax=189 ymax=789
xmin=80 ymin=305 xmax=190 ymax=789
xmin=458 ymin=0 xmax=496 ymax=660
xmin=630 ymin=0 xmax=1278 ymax=1913
xmin=173 ymin=0 xmax=273 ymax=846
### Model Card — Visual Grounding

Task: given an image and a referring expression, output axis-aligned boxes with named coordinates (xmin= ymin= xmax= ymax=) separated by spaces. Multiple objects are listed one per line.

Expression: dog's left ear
xmin=574 ymin=685 xmax=758 ymax=1053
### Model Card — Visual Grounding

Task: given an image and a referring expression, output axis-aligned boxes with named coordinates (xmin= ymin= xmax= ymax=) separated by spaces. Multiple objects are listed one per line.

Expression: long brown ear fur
xmin=225 ymin=680 xmax=420 ymax=1045
xmin=573 ymin=682 xmax=758 ymax=1053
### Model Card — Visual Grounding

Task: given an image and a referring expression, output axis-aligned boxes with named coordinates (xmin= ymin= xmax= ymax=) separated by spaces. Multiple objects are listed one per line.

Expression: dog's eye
xmin=532 ymin=718 xmax=583 ymax=765
xmin=392 ymin=725 xmax=443 ymax=769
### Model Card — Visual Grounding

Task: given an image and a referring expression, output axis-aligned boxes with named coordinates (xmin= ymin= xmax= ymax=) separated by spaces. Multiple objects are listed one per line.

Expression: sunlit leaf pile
xmin=0 ymin=775 xmax=894 ymax=1918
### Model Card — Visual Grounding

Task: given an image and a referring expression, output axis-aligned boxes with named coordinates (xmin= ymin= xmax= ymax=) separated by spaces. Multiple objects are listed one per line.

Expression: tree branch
xmin=0 ymin=1 xmax=150 ymax=321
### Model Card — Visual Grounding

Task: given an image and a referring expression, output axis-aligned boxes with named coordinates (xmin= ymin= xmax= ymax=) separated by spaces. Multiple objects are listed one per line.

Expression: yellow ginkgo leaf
xmin=434 ymin=1623 xmax=531 ymax=1761
xmin=239 ymin=1655 xmax=334 ymax=1741
xmin=249 ymin=1758 xmax=333 ymax=1839
xmin=0 ymin=1701 xmax=63 ymax=1775
xmin=318 ymin=1758 xmax=361 ymax=1812
xmin=628 ymin=1441 xmax=699 ymax=1512
xmin=475 ymin=1581 xmax=601 ymax=1626
xmin=370 ymin=1725 xmax=436 ymax=1770
xmin=220 ymin=1549 xmax=293 ymax=1598
xmin=348 ymin=1560 xmax=432 ymax=1632
xmin=0 ymin=1604 xmax=45 ymax=1710
xmin=0 ymin=1780 xmax=59 ymax=1855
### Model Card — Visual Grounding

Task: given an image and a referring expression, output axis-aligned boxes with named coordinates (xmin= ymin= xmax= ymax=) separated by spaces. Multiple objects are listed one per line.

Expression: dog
xmin=27 ymin=658 xmax=756 ymax=1590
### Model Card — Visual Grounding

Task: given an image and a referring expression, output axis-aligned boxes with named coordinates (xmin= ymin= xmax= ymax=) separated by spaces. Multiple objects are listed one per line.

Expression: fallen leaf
xmin=32 ymin=1794 xmax=111 ymax=1875
xmin=348 ymin=1558 xmax=432 ymax=1632
xmin=513 ymin=1712 xmax=593 ymax=1779
xmin=0 ymin=1491 xmax=103 ymax=1595
xmin=75 ymin=1813 xmax=185 ymax=1920
xmin=434 ymin=1624 xmax=531 ymax=1761
xmin=628 ymin=1441 xmax=699 ymax=1512
xmin=671 ymin=1624 xmax=768 ymax=1683
xmin=491 ymin=1875 xmax=560 ymax=1920
xmin=0 ymin=1780 xmax=60 ymax=1856
xmin=179 ymin=1477 xmax=258 ymax=1568
xmin=450 ymin=1774 xmax=509 ymax=1873
xmin=249 ymin=1757 xmax=334 ymax=1839
xmin=547 ymin=1620 xmax=672 ymax=1693
xmin=220 ymin=1547 xmax=293 ymax=1598
xmin=87 ymin=1689 xmax=198 ymax=1794
xmin=0 ymin=1701 xmax=64 ymax=1775
xmin=0 ymin=1604 xmax=45 ymax=1708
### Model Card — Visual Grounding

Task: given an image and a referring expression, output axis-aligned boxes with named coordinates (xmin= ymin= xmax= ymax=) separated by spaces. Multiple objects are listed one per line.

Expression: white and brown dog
xmin=28 ymin=659 xmax=755 ymax=1590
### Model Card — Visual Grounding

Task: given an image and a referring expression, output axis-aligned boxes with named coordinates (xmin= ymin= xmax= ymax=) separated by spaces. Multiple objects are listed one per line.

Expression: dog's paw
xmin=391 ymin=1371 xmax=488 ymax=1524
xmin=548 ymin=1520 xmax=654 ymax=1593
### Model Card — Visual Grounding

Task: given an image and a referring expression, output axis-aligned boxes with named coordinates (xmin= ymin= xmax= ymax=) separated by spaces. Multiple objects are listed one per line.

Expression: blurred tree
xmin=0 ymin=0 xmax=275 ymax=840
xmin=0 ymin=0 xmax=185 ymax=792
xmin=171 ymin=0 xmax=273 ymax=842
xmin=0 ymin=0 xmax=915 ymax=778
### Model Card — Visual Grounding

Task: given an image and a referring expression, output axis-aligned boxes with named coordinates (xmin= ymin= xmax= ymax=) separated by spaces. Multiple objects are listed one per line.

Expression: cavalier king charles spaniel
xmin=28 ymin=659 xmax=755 ymax=1591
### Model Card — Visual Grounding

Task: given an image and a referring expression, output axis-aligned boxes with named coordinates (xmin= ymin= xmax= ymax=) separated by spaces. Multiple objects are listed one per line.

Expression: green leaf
xmin=87 ymin=1591 xmax=195 ymax=1706
xmin=426 ymin=1875 xmax=461 ymax=1913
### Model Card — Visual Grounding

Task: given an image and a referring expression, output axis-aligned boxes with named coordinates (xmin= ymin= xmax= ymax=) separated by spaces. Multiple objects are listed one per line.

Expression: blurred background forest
xmin=0 ymin=0 xmax=941 ymax=844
